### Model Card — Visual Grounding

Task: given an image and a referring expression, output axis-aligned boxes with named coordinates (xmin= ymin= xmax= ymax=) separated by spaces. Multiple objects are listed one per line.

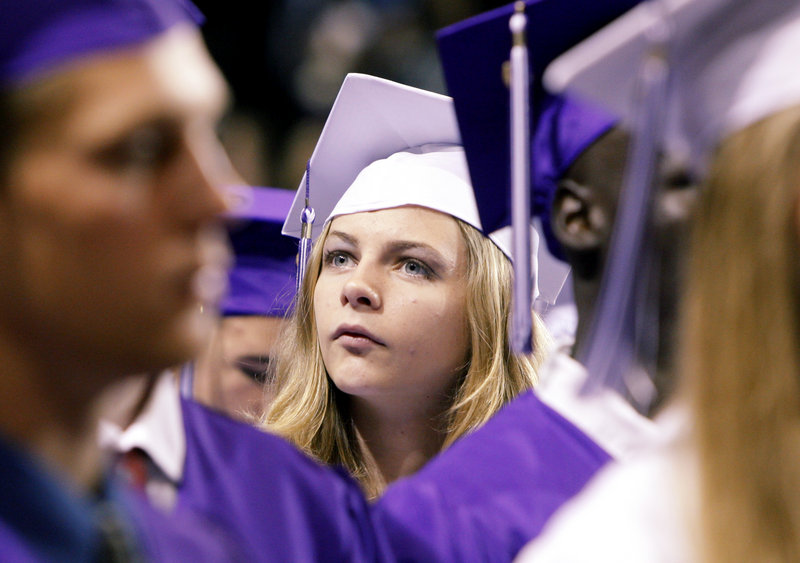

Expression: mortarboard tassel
xmin=509 ymin=1 xmax=533 ymax=355
xmin=179 ymin=362 xmax=195 ymax=399
xmin=579 ymin=0 xmax=671 ymax=414
xmin=296 ymin=161 xmax=316 ymax=293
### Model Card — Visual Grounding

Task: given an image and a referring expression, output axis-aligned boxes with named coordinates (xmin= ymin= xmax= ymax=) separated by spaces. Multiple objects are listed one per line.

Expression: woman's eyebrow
xmin=389 ymin=240 xmax=437 ymax=254
xmin=388 ymin=240 xmax=451 ymax=268
xmin=326 ymin=230 xmax=358 ymax=246
xmin=327 ymin=232 xmax=455 ymax=269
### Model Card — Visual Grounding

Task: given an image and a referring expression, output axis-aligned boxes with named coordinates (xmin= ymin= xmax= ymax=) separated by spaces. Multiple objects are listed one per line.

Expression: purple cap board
xmin=436 ymin=0 xmax=642 ymax=263
xmin=222 ymin=186 xmax=297 ymax=318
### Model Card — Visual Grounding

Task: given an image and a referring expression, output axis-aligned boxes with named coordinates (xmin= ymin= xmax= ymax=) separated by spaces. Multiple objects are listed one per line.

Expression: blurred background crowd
xmin=192 ymin=0 xmax=508 ymax=191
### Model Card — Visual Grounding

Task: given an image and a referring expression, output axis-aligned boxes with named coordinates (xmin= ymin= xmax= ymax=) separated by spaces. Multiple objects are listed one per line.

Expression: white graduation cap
xmin=283 ymin=72 xmax=551 ymax=300
xmin=283 ymin=73 xmax=479 ymax=239
xmin=544 ymin=0 xmax=800 ymax=177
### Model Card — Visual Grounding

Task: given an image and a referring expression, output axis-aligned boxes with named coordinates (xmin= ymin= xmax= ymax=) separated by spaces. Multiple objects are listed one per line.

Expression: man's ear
xmin=551 ymin=179 xmax=605 ymax=254
xmin=551 ymin=180 xmax=609 ymax=281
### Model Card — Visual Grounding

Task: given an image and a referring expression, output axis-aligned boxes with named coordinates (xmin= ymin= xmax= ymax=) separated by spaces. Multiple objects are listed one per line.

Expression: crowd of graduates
xmin=2 ymin=0 xmax=800 ymax=561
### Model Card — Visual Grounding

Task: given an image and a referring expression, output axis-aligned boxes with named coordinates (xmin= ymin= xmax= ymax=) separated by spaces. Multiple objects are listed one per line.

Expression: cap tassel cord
xmin=578 ymin=0 xmax=670 ymax=413
xmin=296 ymin=161 xmax=316 ymax=293
xmin=509 ymin=1 xmax=533 ymax=355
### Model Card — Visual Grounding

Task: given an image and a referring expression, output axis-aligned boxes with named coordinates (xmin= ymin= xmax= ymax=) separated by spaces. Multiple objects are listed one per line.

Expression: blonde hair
xmin=262 ymin=216 xmax=548 ymax=498
xmin=679 ymin=105 xmax=800 ymax=562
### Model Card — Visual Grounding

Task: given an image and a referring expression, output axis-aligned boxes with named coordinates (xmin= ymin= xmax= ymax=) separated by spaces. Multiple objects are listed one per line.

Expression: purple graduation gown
xmin=176 ymin=390 xmax=609 ymax=562
xmin=0 ymin=431 xmax=238 ymax=562
xmin=0 ymin=524 xmax=41 ymax=562
xmin=176 ymin=398 xmax=383 ymax=562
xmin=372 ymin=390 xmax=611 ymax=561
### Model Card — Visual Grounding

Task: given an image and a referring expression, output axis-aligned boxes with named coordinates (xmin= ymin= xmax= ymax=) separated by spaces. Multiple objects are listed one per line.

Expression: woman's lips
xmin=333 ymin=324 xmax=386 ymax=348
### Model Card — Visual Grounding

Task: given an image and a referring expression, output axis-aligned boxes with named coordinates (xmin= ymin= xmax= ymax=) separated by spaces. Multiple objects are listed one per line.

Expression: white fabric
xmin=283 ymin=73 xmax=461 ymax=241
xmin=545 ymin=0 xmax=800 ymax=176
xmin=707 ymin=3 xmax=800 ymax=144
xmin=99 ymin=371 xmax=185 ymax=509
xmin=330 ymin=144 xmax=482 ymax=232
xmin=531 ymin=217 xmax=570 ymax=308
xmin=536 ymin=350 xmax=663 ymax=461
xmin=539 ymin=291 xmax=577 ymax=351
xmin=515 ymin=404 xmax=698 ymax=562
xmin=330 ymin=143 xmax=526 ymax=265
xmin=481 ymin=224 xmax=542 ymax=300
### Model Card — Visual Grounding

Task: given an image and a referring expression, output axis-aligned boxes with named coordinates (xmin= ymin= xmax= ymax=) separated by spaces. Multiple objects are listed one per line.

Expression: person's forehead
xmin=220 ymin=316 xmax=284 ymax=350
xmin=32 ymin=25 xmax=228 ymax=143
xmin=329 ymin=206 xmax=461 ymax=238
xmin=565 ymin=127 xmax=628 ymax=184
xmin=326 ymin=207 xmax=466 ymax=260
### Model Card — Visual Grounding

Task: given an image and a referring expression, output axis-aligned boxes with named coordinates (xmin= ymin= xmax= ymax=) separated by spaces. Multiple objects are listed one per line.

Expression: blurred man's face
xmin=0 ymin=25 xmax=236 ymax=384
xmin=554 ymin=127 xmax=698 ymax=404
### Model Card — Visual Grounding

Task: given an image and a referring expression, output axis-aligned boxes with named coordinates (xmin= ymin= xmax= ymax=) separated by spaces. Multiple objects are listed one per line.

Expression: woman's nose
xmin=341 ymin=265 xmax=382 ymax=310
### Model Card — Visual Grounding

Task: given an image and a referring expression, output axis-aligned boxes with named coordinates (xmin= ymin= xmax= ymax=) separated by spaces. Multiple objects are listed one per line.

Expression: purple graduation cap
xmin=221 ymin=186 xmax=297 ymax=318
xmin=436 ymin=0 xmax=641 ymax=353
xmin=436 ymin=0 xmax=641 ymax=262
xmin=1 ymin=0 xmax=203 ymax=87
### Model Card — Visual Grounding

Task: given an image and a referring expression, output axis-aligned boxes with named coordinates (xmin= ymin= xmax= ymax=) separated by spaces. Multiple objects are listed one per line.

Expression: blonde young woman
xmin=515 ymin=0 xmax=800 ymax=561
xmin=263 ymin=74 xmax=550 ymax=498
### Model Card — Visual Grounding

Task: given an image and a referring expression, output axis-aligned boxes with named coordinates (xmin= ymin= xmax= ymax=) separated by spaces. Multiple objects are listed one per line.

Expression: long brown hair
xmin=680 ymin=105 xmax=800 ymax=562
xmin=262 ymin=216 xmax=548 ymax=498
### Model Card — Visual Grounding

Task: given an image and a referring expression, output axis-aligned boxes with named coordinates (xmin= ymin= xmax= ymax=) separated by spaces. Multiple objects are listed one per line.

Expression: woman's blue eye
xmin=324 ymin=250 xmax=353 ymax=268
xmin=403 ymin=259 xmax=432 ymax=278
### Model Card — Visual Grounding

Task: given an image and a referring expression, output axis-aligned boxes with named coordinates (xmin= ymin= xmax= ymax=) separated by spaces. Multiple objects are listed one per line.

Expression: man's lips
xmin=332 ymin=324 xmax=386 ymax=346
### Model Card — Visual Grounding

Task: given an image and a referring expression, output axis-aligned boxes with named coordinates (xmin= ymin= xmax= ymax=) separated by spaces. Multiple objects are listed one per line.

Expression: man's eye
xmin=94 ymin=127 xmax=179 ymax=174
xmin=659 ymin=158 xmax=697 ymax=191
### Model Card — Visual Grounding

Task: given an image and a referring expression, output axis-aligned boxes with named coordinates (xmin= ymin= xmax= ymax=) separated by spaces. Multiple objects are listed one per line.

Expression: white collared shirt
xmin=535 ymin=350 xmax=663 ymax=461
xmin=99 ymin=372 xmax=186 ymax=510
